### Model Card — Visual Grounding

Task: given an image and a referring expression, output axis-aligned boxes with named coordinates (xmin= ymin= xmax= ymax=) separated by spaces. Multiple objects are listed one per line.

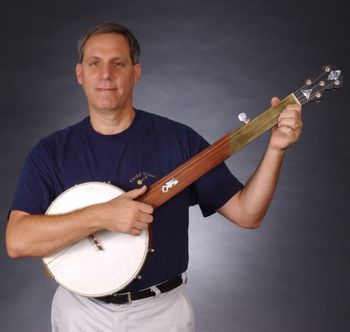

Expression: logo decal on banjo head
xmin=301 ymin=89 xmax=312 ymax=99
xmin=162 ymin=178 xmax=179 ymax=193
xmin=327 ymin=70 xmax=341 ymax=80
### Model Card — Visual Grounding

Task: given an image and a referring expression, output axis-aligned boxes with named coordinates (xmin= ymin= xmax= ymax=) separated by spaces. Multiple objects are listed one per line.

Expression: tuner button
xmin=238 ymin=113 xmax=250 ymax=124
xmin=324 ymin=66 xmax=331 ymax=72
xmin=315 ymin=92 xmax=322 ymax=98
xmin=335 ymin=80 xmax=340 ymax=86
xmin=319 ymin=81 xmax=325 ymax=86
xmin=306 ymin=79 xmax=312 ymax=85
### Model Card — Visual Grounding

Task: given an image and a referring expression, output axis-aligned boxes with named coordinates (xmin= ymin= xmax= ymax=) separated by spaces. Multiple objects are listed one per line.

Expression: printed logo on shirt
xmin=129 ymin=172 xmax=157 ymax=186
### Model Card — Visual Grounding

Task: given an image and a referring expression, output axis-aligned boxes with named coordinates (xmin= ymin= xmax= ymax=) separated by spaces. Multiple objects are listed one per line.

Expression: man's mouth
xmin=96 ymin=87 xmax=117 ymax=91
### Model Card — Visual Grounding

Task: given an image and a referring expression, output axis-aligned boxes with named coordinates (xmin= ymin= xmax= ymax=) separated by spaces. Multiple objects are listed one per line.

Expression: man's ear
xmin=133 ymin=64 xmax=142 ymax=84
xmin=76 ymin=63 xmax=83 ymax=85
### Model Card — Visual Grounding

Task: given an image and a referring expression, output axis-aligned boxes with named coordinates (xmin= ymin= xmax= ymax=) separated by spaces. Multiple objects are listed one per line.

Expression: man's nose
xmin=100 ymin=64 xmax=113 ymax=79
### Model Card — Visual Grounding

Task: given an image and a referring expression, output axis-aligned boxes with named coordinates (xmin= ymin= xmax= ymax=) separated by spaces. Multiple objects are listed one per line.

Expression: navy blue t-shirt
xmin=11 ymin=109 xmax=243 ymax=292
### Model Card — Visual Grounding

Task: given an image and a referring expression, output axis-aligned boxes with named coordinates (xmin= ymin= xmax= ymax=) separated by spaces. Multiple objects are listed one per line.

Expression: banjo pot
xmin=43 ymin=182 xmax=149 ymax=297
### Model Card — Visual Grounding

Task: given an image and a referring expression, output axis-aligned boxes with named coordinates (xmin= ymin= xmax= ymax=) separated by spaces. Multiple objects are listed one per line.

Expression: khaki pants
xmin=51 ymin=284 xmax=195 ymax=332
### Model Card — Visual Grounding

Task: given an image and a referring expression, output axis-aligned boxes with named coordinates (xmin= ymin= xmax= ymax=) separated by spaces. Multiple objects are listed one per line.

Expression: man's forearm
xmin=6 ymin=205 xmax=103 ymax=258
xmin=237 ymin=146 xmax=286 ymax=227
xmin=6 ymin=186 xmax=153 ymax=258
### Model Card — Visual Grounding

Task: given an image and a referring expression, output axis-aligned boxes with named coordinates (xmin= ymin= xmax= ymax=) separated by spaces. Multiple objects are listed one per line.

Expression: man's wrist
xmin=266 ymin=143 xmax=287 ymax=159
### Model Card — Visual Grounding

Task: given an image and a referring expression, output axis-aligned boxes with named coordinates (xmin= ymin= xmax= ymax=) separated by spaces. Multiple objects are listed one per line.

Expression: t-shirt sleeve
xmin=194 ymin=163 xmax=244 ymax=217
xmin=10 ymin=141 xmax=55 ymax=215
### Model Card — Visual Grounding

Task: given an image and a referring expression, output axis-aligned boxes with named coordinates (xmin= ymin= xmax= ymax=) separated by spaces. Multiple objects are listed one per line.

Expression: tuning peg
xmin=238 ymin=113 xmax=250 ymax=124
xmin=323 ymin=65 xmax=331 ymax=72
xmin=305 ymin=78 xmax=312 ymax=85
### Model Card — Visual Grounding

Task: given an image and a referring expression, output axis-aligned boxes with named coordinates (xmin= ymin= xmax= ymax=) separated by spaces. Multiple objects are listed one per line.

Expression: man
xmin=6 ymin=22 xmax=302 ymax=331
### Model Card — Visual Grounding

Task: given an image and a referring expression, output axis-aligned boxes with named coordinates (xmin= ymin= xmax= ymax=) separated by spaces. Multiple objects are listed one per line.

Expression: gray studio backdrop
xmin=1 ymin=1 xmax=349 ymax=331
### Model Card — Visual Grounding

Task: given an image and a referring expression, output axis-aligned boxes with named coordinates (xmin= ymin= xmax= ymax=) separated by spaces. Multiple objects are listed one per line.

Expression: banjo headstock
xmin=293 ymin=65 xmax=343 ymax=105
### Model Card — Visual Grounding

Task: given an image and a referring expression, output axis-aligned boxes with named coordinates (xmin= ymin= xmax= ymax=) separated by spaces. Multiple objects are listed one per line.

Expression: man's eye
xmin=88 ymin=61 xmax=99 ymax=67
xmin=112 ymin=62 xmax=124 ymax=67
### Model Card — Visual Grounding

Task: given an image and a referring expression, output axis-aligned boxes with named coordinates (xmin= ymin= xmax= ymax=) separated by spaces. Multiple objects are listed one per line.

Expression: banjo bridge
xmin=89 ymin=234 xmax=104 ymax=251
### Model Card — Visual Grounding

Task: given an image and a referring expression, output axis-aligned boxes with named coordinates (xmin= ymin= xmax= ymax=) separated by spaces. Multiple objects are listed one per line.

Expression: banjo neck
xmin=137 ymin=94 xmax=297 ymax=208
xmin=138 ymin=65 xmax=342 ymax=208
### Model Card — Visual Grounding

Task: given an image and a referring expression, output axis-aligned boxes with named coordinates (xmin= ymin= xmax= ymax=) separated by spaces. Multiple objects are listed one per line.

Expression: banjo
xmin=43 ymin=65 xmax=342 ymax=297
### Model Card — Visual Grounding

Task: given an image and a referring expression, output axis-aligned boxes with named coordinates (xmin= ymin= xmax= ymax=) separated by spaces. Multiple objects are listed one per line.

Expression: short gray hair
xmin=77 ymin=22 xmax=141 ymax=64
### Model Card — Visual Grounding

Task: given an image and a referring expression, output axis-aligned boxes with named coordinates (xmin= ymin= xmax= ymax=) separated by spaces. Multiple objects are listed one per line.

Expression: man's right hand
xmin=99 ymin=185 xmax=154 ymax=235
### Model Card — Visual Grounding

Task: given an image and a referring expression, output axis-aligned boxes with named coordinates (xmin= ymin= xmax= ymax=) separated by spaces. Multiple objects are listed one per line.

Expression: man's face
xmin=76 ymin=33 xmax=141 ymax=114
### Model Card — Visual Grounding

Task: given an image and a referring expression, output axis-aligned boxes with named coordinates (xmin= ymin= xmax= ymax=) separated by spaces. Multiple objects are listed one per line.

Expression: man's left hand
xmin=269 ymin=96 xmax=303 ymax=151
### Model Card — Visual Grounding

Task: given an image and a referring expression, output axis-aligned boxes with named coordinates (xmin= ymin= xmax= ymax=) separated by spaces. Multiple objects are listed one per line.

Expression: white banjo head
xmin=43 ymin=182 xmax=149 ymax=297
